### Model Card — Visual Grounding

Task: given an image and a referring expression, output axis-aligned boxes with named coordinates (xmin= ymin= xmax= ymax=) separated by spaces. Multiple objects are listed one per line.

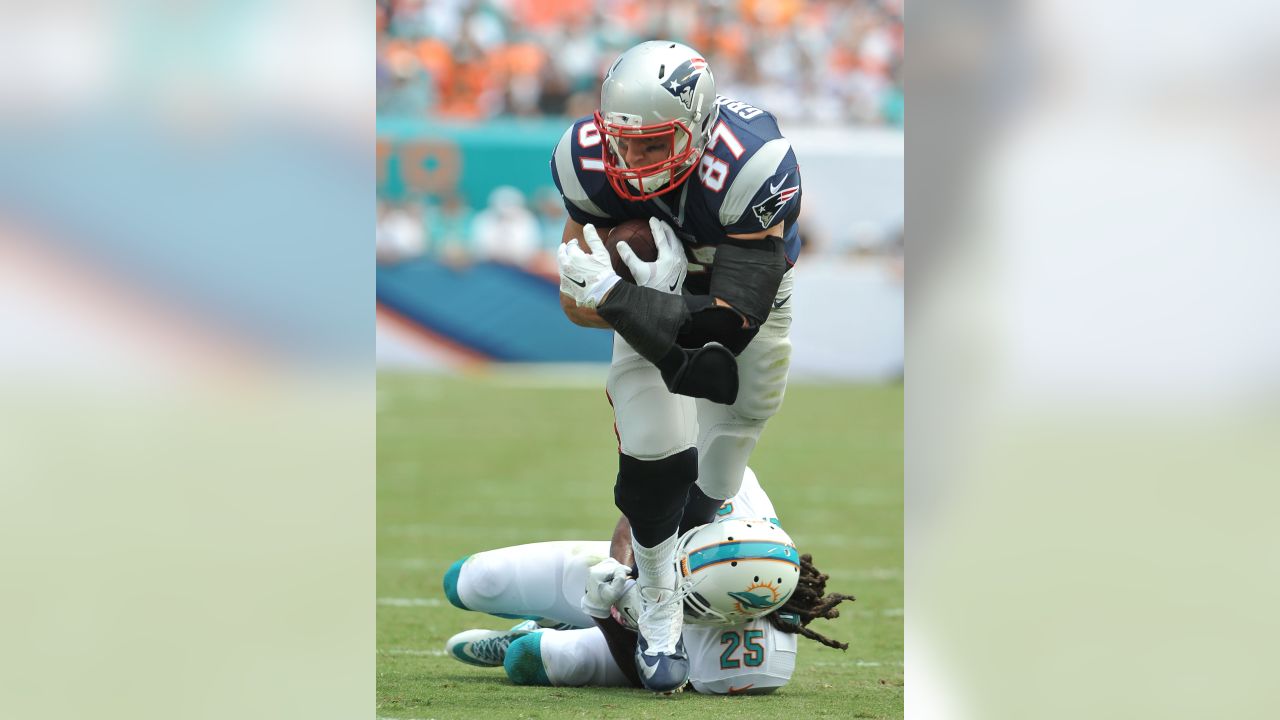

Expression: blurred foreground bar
xmin=0 ymin=3 xmax=372 ymax=719
xmin=909 ymin=0 xmax=1280 ymax=716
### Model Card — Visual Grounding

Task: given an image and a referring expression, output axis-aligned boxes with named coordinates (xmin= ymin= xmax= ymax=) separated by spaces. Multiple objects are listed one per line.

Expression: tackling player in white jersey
xmin=441 ymin=469 xmax=853 ymax=694
xmin=553 ymin=40 xmax=803 ymax=692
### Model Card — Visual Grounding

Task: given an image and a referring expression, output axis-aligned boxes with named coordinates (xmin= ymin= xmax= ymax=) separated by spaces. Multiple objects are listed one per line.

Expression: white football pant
xmin=606 ymin=269 xmax=794 ymax=501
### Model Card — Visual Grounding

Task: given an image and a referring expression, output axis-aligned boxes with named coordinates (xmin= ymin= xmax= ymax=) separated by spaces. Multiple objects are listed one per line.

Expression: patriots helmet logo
xmin=662 ymin=57 xmax=708 ymax=111
xmin=752 ymin=184 xmax=800 ymax=228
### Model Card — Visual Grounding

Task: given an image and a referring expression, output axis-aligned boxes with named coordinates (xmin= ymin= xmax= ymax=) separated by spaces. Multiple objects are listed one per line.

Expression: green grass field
xmin=377 ymin=370 xmax=903 ymax=719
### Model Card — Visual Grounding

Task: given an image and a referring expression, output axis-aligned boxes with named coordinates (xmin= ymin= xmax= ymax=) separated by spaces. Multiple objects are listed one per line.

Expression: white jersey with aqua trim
xmin=442 ymin=468 xmax=797 ymax=694
xmin=713 ymin=466 xmax=780 ymax=526
xmin=682 ymin=466 xmax=795 ymax=694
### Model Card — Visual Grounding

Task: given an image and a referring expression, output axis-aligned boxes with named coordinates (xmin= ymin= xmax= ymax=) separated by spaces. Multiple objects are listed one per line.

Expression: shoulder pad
xmin=551 ymin=119 xmax=613 ymax=225
xmin=718 ymin=140 xmax=800 ymax=231
xmin=722 ymin=160 xmax=801 ymax=234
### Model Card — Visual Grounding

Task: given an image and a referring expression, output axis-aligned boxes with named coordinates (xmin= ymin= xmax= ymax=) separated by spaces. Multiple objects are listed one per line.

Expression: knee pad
xmin=445 ymin=552 xmax=521 ymax=614
xmin=696 ymin=429 xmax=760 ymax=501
xmin=442 ymin=556 xmax=471 ymax=610
xmin=732 ymin=336 xmax=791 ymax=421
xmin=504 ymin=634 xmax=551 ymax=686
xmin=614 ymin=448 xmax=698 ymax=546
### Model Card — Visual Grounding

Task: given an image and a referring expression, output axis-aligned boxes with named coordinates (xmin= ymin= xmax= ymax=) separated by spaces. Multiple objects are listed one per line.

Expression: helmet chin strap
xmin=629 ymin=171 xmax=672 ymax=194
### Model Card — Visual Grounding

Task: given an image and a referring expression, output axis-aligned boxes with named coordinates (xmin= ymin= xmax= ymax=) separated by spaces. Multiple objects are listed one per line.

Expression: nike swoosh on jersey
xmin=773 ymin=294 xmax=791 ymax=309
xmin=768 ymin=173 xmax=789 ymax=194
xmin=728 ymin=683 xmax=755 ymax=695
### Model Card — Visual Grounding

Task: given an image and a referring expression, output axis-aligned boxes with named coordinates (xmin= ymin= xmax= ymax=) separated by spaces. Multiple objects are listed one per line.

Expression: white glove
xmin=580 ymin=558 xmax=632 ymax=619
xmin=616 ymin=217 xmax=687 ymax=294
xmin=557 ymin=223 xmax=621 ymax=308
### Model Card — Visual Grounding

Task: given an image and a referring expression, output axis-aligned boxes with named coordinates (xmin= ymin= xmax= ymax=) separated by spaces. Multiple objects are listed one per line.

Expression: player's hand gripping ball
xmin=580 ymin=558 xmax=633 ymax=619
xmin=606 ymin=217 xmax=687 ymax=294
xmin=557 ymin=223 xmax=620 ymax=308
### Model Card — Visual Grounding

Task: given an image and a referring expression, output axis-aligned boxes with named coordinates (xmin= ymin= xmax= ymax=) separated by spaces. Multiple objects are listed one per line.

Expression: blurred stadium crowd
xmin=376 ymin=186 xmax=570 ymax=274
xmin=376 ymin=0 xmax=904 ymax=272
xmin=376 ymin=0 xmax=904 ymax=126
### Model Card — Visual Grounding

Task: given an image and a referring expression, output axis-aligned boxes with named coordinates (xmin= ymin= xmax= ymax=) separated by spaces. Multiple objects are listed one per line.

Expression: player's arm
xmin=598 ymin=514 xmax=643 ymax=687
xmin=557 ymin=217 xmax=742 ymax=405
xmin=673 ymin=220 xmax=787 ymax=355
xmin=581 ymin=516 xmax=643 ymax=688
xmin=592 ymin=617 xmax=643 ymax=688
xmin=588 ymin=221 xmax=739 ymax=404
xmin=608 ymin=515 xmax=634 ymax=568
xmin=558 ymin=218 xmax=613 ymax=329
xmin=715 ymin=221 xmax=786 ymax=327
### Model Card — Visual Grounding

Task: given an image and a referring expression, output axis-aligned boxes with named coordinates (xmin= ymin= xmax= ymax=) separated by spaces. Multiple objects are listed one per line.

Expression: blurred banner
xmin=375 ymin=121 xmax=903 ymax=379
xmin=0 ymin=3 xmax=372 ymax=720
xmin=378 ymin=117 xmax=565 ymax=207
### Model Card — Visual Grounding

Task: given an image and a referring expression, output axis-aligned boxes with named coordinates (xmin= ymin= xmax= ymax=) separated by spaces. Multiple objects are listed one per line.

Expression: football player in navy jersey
xmin=551 ymin=40 xmax=801 ymax=694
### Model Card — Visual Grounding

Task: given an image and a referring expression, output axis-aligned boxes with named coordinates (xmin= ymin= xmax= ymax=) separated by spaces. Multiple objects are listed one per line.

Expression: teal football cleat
xmin=445 ymin=620 xmax=540 ymax=668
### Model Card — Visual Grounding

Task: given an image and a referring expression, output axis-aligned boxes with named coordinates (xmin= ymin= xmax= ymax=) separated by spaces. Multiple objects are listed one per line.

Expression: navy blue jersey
xmin=550 ymin=96 xmax=802 ymax=294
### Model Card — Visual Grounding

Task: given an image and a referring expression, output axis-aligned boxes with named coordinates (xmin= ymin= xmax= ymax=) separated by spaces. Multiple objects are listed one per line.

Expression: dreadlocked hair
xmin=767 ymin=553 xmax=856 ymax=650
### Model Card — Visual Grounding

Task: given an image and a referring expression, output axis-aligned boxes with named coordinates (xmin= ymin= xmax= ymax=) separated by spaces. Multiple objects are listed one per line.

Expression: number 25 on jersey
xmin=720 ymin=629 xmax=765 ymax=668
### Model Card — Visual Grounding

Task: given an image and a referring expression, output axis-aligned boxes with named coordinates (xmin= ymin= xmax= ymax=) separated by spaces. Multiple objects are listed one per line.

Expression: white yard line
xmin=849 ymin=567 xmax=903 ymax=581
xmin=853 ymin=607 xmax=905 ymax=617
xmin=379 ymin=648 xmax=448 ymax=657
xmin=377 ymin=597 xmax=444 ymax=607
xmin=811 ymin=660 xmax=905 ymax=668
xmin=378 ymin=558 xmax=436 ymax=570
xmin=803 ymin=534 xmax=899 ymax=548
xmin=381 ymin=524 xmax=595 ymax=538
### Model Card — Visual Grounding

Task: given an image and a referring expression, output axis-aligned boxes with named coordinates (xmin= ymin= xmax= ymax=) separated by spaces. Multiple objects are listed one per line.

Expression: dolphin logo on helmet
xmin=728 ymin=588 xmax=782 ymax=610
xmin=674 ymin=518 xmax=801 ymax=625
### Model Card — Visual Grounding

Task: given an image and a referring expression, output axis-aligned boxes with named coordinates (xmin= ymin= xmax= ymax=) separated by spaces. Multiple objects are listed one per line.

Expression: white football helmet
xmin=595 ymin=40 xmax=719 ymax=200
xmin=674 ymin=518 xmax=801 ymax=625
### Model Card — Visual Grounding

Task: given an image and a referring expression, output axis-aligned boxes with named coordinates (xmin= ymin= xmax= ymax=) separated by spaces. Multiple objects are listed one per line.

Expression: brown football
xmin=603 ymin=218 xmax=657 ymax=284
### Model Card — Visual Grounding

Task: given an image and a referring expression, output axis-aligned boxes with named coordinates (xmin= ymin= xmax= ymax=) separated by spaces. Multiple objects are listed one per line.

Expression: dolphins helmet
xmin=675 ymin=518 xmax=801 ymax=625
xmin=595 ymin=40 xmax=719 ymax=200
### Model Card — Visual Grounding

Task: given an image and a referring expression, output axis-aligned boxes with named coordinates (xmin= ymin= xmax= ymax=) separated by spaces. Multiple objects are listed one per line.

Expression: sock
xmin=632 ymin=530 xmax=678 ymax=591
xmin=679 ymin=483 xmax=725 ymax=535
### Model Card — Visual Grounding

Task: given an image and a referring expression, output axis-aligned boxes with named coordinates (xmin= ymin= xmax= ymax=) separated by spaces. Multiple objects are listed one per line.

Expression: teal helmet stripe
xmin=687 ymin=541 xmax=799 ymax=573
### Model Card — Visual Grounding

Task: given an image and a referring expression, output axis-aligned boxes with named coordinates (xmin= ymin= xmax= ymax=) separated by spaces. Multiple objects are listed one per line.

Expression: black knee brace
xmin=614 ymin=448 xmax=699 ymax=547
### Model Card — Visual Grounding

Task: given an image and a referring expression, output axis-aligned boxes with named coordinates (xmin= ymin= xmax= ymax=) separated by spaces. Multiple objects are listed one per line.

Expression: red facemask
xmin=594 ymin=110 xmax=700 ymax=201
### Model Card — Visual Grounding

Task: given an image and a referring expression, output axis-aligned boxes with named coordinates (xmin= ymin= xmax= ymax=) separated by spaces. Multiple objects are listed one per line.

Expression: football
xmin=603 ymin=218 xmax=657 ymax=283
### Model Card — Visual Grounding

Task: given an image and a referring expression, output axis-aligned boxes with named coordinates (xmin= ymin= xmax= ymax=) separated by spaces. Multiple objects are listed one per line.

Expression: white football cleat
xmin=445 ymin=620 xmax=540 ymax=667
xmin=634 ymin=584 xmax=690 ymax=694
